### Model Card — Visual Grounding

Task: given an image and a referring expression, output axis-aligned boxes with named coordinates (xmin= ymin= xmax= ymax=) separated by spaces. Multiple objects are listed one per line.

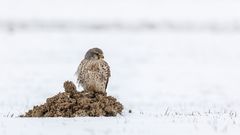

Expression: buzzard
xmin=75 ymin=48 xmax=111 ymax=92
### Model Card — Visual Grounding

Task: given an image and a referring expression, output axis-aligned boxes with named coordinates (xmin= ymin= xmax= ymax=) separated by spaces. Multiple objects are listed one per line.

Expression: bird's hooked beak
xmin=99 ymin=54 xmax=104 ymax=59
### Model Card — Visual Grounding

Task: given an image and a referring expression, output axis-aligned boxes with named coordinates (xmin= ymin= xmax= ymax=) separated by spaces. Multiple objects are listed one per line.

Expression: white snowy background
xmin=1 ymin=0 xmax=240 ymax=135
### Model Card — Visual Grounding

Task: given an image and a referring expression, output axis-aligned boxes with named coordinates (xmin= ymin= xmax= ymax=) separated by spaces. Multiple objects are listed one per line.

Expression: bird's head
xmin=84 ymin=48 xmax=104 ymax=60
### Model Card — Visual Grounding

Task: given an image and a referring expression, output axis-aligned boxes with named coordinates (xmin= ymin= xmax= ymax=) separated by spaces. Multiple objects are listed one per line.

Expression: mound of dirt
xmin=22 ymin=81 xmax=123 ymax=117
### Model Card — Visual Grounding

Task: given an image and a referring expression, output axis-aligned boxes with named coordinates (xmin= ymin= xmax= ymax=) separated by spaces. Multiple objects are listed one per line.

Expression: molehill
xmin=21 ymin=81 xmax=123 ymax=117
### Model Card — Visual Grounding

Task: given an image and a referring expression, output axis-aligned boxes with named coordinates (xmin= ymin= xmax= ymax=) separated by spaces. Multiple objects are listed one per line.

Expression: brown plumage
xmin=75 ymin=48 xmax=111 ymax=92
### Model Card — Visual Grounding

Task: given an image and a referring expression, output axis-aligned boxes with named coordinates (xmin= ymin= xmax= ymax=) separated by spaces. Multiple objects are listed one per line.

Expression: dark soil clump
xmin=22 ymin=81 xmax=123 ymax=117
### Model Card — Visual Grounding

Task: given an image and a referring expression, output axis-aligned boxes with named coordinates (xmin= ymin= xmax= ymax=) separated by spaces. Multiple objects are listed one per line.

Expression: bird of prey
xmin=75 ymin=48 xmax=111 ymax=93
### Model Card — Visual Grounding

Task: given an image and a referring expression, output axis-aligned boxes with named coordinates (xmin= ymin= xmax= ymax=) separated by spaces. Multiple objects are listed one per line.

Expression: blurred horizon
xmin=0 ymin=0 xmax=240 ymax=33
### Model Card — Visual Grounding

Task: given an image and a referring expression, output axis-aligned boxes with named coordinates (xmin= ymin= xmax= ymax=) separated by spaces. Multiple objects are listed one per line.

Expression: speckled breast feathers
xmin=76 ymin=58 xmax=110 ymax=92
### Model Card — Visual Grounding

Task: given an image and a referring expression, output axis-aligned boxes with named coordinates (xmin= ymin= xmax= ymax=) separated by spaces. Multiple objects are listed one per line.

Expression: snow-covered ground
xmin=1 ymin=0 xmax=240 ymax=135
xmin=1 ymin=31 xmax=240 ymax=135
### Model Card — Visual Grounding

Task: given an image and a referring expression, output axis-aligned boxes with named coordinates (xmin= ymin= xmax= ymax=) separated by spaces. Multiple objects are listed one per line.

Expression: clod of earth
xmin=22 ymin=81 xmax=123 ymax=117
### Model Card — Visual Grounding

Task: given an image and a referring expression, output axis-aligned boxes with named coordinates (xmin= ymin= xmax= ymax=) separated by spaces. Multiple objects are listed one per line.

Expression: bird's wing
xmin=75 ymin=59 xmax=87 ymax=85
xmin=100 ymin=60 xmax=111 ymax=89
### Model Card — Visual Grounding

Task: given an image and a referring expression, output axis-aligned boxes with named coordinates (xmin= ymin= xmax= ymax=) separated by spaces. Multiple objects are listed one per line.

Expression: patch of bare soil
xmin=22 ymin=81 xmax=123 ymax=117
